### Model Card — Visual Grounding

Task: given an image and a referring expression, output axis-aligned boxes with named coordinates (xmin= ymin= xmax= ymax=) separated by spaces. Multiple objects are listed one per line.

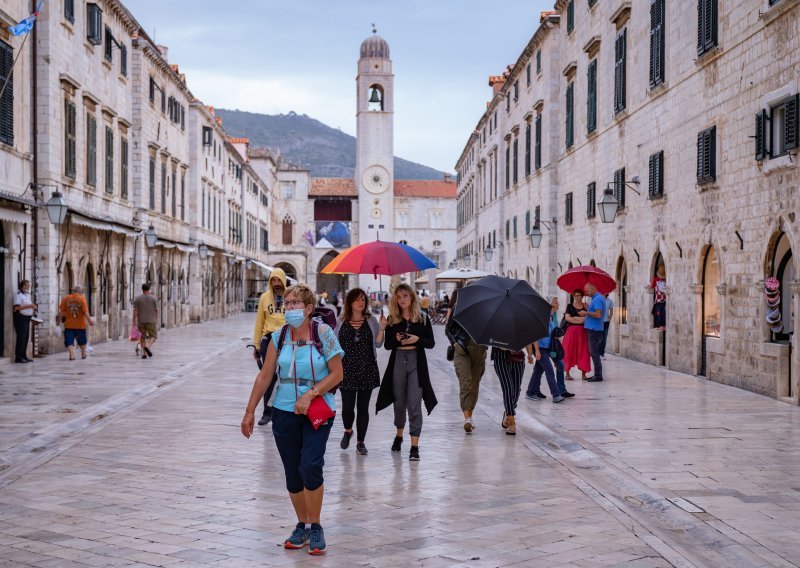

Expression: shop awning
xmin=71 ymin=214 xmax=140 ymax=237
xmin=0 ymin=206 xmax=32 ymax=225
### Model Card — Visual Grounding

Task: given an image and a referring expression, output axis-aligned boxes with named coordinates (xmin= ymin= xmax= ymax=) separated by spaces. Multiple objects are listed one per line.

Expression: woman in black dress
xmin=335 ymin=288 xmax=386 ymax=455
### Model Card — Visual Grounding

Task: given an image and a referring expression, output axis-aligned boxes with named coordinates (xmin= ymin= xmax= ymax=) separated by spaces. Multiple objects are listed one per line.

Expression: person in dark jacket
xmin=376 ymin=283 xmax=436 ymax=461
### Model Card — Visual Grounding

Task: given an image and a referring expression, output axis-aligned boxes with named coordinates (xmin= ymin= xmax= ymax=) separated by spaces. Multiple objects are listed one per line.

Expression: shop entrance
xmin=700 ymin=246 xmax=721 ymax=376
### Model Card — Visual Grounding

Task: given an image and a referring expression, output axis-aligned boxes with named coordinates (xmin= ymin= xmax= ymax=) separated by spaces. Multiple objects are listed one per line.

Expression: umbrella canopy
xmin=557 ymin=265 xmax=616 ymax=294
xmin=453 ymin=275 xmax=551 ymax=352
xmin=435 ymin=267 xmax=491 ymax=282
xmin=320 ymin=240 xmax=436 ymax=276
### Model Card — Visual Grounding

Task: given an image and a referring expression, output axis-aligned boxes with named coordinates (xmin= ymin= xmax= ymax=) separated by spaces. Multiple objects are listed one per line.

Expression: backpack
xmin=276 ymin=317 xmax=338 ymax=394
xmin=312 ymin=306 xmax=337 ymax=328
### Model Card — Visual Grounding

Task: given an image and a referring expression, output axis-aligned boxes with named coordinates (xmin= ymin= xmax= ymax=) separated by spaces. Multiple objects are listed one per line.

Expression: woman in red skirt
xmin=562 ymin=289 xmax=591 ymax=380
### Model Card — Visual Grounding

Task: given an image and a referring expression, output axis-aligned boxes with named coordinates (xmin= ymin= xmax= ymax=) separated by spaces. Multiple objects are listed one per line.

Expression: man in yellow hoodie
xmin=253 ymin=267 xmax=287 ymax=425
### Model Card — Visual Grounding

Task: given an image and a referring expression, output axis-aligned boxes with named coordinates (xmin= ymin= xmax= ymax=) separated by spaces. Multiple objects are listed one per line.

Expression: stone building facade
xmin=456 ymin=1 xmax=800 ymax=403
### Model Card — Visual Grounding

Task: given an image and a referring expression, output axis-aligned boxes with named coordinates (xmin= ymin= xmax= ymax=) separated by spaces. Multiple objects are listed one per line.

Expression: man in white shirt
xmin=12 ymin=280 xmax=36 ymax=363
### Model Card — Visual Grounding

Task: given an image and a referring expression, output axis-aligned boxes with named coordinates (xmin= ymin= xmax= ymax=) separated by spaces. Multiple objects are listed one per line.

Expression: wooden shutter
xmin=525 ymin=210 xmax=531 ymax=235
xmin=65 ymin=0 xmax=75 ymax=23
xmin=535 ymin=206 xmax=540 ymax=225
xmin=171 ymin=167 xmax=177 ymax=217
xmin=105 ymin=126 xmax=113 ymax=193
xmin=567 ymin=0 xmax=574 ymax=33
xmin=513 ymin=216 xmax=517 ymax=239
xmin=535 ymin=114 xmax=542 ymax=169
xmin=755 ymin=110 xmax=768 ymax=161
xmin=149 ymin=78 xmax=155 ymax=102
xmin=121 ymin=138 xmax=128 ymax=199
xmin=525 ymin=123 xmax=531 ymax=176
xmin=0 ymin=41 xmax=13 ymax=146
xmin=565 ymin=192 xmax=573 ymax=225
xmin=282 ymin=219 xmax=293 ymax=245
xmin=512 ymin=138 xmax=518 ymax=184
xmin=536 ymin=49 xmax=541 ymax=74
xmin=649 ymin=151 xmax=664 ymax=198
xmin=650 ymin=0 xmax=665 ymax=87
xmin=64 ymin=99 xmax=76 ymax=178
xmin=587 ymin=60 xmax=597 ymax=133
xmin=505 ymin=146 xmax=510 ymax=189
xmin=697 ymin=127 xmax=716 ymax=183
xmin=181 ymin=175 xmax=185 ymax=220
xmin=587 ymin=182 xmax=596 ymax=218
xmin=614 ymin=30 xmax=627 ymax=113
xmin=566 ymin=83 xmax=574 ymax=148
xmin=104 ymin=26 xmax=113 ymax=61
xmin=784 ymin=94 xmax=799 ymax=151
xmin=697 ymin=0 xmax=718 ymax=56
xmin=161 ymin=163 xmax=167 ymax=213
xmin=120 ymin=44 xmax=127 ymax=76
xmin=614 ymin=167 xmax=626 ymax=210
xmin=86 ymin=115 xmax=97 ymax=187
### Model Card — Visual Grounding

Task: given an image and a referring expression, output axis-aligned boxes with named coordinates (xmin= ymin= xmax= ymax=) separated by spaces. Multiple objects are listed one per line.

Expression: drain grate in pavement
xmin=668 ymin=497 xmax=705 ymax=513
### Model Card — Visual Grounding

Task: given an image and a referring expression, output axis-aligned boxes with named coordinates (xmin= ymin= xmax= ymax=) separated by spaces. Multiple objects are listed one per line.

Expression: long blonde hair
xmin=388 ymin=283 xmax=423 ymax=324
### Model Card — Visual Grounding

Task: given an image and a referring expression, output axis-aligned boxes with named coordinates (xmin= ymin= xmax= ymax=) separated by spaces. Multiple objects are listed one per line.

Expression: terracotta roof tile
xmin=393 ymin=180 xmax=456 ymax=198
xmin=310 ymin=178 xmax=357 ymax=197
xmin=228 ymin=137 xmax=249 ymax=144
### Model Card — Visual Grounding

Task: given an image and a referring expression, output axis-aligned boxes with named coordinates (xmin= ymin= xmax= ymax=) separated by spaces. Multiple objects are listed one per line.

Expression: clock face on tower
xmin=361 ymin=165 xmax=391 ymax=194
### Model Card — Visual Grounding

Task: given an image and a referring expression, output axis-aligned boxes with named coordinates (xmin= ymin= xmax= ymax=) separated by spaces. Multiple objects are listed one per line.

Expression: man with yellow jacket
xmin=252 ymin=268 xmax=287 ymax=425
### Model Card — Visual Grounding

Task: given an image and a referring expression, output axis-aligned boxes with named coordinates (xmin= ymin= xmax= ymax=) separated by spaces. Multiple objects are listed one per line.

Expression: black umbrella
xmin=453 ymin=275 xmax=551 ymax=352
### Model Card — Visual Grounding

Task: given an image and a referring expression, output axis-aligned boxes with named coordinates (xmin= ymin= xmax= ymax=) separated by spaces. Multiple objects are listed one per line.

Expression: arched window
xmin=282 ymin=215 xmax=294 ymax=245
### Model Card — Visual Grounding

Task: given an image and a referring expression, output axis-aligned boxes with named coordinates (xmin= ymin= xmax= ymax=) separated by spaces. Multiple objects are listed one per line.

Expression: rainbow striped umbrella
xmin=321 ymin=240 xmax=436 ymax=277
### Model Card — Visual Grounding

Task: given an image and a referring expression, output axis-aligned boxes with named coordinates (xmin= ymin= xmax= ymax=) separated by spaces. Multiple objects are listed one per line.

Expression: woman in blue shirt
xmin=242 ymin=283 xmax=343 ymax=556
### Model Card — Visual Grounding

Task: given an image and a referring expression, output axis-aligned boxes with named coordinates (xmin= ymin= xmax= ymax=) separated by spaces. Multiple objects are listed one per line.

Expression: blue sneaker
xmin=284 ymin=522 xmax=309 ymax=549
xmin=308 ymin=523 xmax=326 ymax=555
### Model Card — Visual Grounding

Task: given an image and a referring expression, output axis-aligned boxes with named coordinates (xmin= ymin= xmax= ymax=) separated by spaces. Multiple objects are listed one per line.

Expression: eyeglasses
xmin=285 ymin=300 xmax=305 ymax=308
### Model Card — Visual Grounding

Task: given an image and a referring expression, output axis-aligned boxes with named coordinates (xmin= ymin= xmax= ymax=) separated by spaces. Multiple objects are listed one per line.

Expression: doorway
xmin=652 ymin=252 xmax=666 ymax=366
xmin=700 ymin=246 xmax=721 ymax=376
xmin=770 ymin=231 xmax=795 ymax=397
xmin=317 ymin=252 xmax=345 ymax=298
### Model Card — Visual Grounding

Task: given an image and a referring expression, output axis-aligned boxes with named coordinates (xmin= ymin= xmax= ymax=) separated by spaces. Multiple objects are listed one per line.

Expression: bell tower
xmin=356 ymin=27 xmax=394 ymax=293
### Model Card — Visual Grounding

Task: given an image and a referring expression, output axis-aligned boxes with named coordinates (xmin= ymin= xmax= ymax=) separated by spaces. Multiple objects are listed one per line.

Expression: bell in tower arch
xmin=368 ymin=85 xmax=383 ymax=111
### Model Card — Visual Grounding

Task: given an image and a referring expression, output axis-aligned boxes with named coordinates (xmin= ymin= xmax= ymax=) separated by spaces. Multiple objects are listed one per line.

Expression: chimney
xmin=443 ymin=173 xmax=453 ymax=183
xmin=157 ymin=45 xmax=169 ymax=61
xmin=488 ymin=75 xmax=506 ymax=97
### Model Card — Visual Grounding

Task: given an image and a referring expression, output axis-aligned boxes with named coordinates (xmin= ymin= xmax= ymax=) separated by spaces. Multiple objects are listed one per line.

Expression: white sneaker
xmin=463 ymin=417 xmax=474 ymax=433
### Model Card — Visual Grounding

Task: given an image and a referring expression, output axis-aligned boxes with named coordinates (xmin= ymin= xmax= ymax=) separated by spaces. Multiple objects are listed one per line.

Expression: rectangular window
xmin=524 ymin=122 xmax=531 ymax=176
xmin=565 ymin=82 xmax=574 ymax=148
xmin=120 ymin=44 xmax=127 ymax=76
xmin=148 ymin=158 xmax=155 ymax=209
xmin=161 ymin=163 xmax=167 ymax=214
xmin=697 ymin=0 xmax=718 ymax=57
xmin=104 ymin=26 xmax=113 ymax=62
xmin=64 ymin=0 xmax=74 ymax=23
xmin=535 ymin=206 xmax=541 ymax=225
xmin=86 ymin=3 xmax=102 ymax=46
xmin=149 ymin=77 xmax=155 ymax=103
xmin=180 ymin=106 xmax=185 ymax=131
xmin=86 ymin=114 xmax=97 ymax=187
xmin=649 ymin=151 xmax=664 ymax=198
xmin=120 ymin=138 xmax=128 ymax=199
xmin=587 ymin=59 xmax=597 ymax=133
xmin=64 ymin=98 xmax=76 ymax=179
xmin=697 ymin=126 xmax=716 ymax=184
xmin=587 ymin=182 xmax=596 ymax=218
xmin=202 ymin=126 xmax=212 ymax=146
xmin=512 ymin=138 xmax=518 ymax=185
xmin=614 ymin=29 xmax=627 ymax=114
xmin=505 ymin=219 xmax=510 ymax=240
xmin=505 ymin=146 xmax=510 ymax=189
xmin=536 ymin=49 xmax=541 ymax=74
xmin=160 ymin=91 xmax=166 ymax=114
xmin=513 ymin=216 xmax=518 ymax=239
xmin=565 ymin=192 xmax=573 ymax=226
xmin=0 ymin=41 xmax=13 ymax=146
xmin=513 ymin=81 xmax=519 ymax=102
xmin=171 ymin=166 xmax=177 ymax=217
xmin=181 ymin=174 xmax=185 ymax=220
xmin=526 ymin=63 xmax=531 ymax=87
xmin=650 ymin=0 xmax=665 ymax=88
xmin=261 ymin=228 xmax=269 ymax=252
xmin=201 ymin=188 xmax=205 ymax=227
xmin=764 ymin=96 xmax=799 ymax=159
xmin=535 ymin=114 xmax=542 ymax=169
xmin=506 ymin=94 xmax=510 ymax=113
xmin=567 ymin=0 xmax=575 ymax=34
xmin=614 ymin=167 xmax=626 ymax=210
xmin=104 ymin=126 xmax=113 ymax=193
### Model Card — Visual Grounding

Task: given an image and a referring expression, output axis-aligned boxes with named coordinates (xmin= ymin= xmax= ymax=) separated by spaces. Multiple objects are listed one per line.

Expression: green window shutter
xmin=161 ymin=163 xmax=167 ymax=213
xmin=587 ymin=182 xmax=596 ymax=218
xmin=64 ymin=99 xmax=76 ymax=179
xmin=505 ymin=146 xmax=510 ymax=189
xmin=86 ymin=115 xmax=97 ymax=187
xmin=587 ymin=59 xmax=597 ymax=133
xmin=506 ymin=219 xmax=510 ymax=240
xmin=525 ymin=123 xmax=531 ymax=176
xmin=512 ymin=138 xmax=518 ymax=184
xmin=0 ymin=41 xmax=14 ymax=146
xmin=536 ymin=49 xmax=541 ymax=74
xmin=149 ymin=158 xmax=155 ymax=209
xmin=697 ymin=126 xmax=716 ymax=183
xmin=525 ymin=210 xmax=531 ymax=235
xmin=513 ymin=216 xmax=517 ymax=239
xmin=535 ymin=114 xmax=542 ymax=169
xmin=105 ymin=126 xmax=113 ymax=193
xmin=121 ymin=138 xmax=128 ymax=199
xmin=566 ymin=83 xmax=574 ymax=148
xmin=614 ymin=29 xmax=627 ymax=113
xmin=784 ymin=94 xmax=799 ymax=151
xmin=755 ymin=109 xmax=768 ymax=160
xmin=614 ymin=167 xmax=626 ymax=210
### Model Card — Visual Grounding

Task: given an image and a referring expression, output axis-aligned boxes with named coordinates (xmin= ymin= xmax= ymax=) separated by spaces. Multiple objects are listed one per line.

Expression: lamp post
xmin=483 ymin=246 xmax=493 ymax=262
xmin=528 ymin=224 xmax=543 ymax=248
xmin=198 ymin=242 xmax=209 ymax=260
xmin=144 ymin=225 xmax=157 ymax=248
xmin=598 ymin=187 xmax=619 ymax=223
xmin=45 ymin=190 xmax=68 ymax=225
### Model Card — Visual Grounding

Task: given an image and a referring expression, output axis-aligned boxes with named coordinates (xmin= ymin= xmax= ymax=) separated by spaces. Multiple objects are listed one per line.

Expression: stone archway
xmin=766 ymin=229 xmax=797 ymax=399
xmin=316 ymin=251 xmax=345 ymax=299
xmin=274 ymin=262 xmax=297 ymax=281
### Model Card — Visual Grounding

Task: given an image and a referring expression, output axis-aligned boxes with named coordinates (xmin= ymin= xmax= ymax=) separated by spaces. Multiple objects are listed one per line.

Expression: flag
xmin=8 ymin=1 xmax=43 ymax=36
xmin=303 ymin=229 xmax=315 ymax=247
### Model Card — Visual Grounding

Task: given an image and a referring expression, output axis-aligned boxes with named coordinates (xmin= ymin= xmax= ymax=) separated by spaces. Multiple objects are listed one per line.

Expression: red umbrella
xmin=557 ymin=265 xmax=616 ymax=294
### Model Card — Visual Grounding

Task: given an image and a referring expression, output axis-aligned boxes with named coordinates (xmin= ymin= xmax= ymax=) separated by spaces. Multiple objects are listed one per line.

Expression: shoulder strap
xmin=276 ymin=324 xmax=290 ymax=352
xmin=311 ymin=319 xmax=324 ymax=357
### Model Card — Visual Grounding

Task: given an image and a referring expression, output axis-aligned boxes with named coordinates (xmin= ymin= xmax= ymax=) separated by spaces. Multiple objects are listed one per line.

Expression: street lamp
xmin=198 ymin=242 xmax=209 ymax=260
xmin=448 ymin=260 xmax=457 ymax=269
xmin=598 ymin=187 xmax=619 ymax=223
xmin=144 ymin=225 xmax=158 ymax=248
xmin=484 ymin=246 xmax=493 ymax=262
xmin=528 ymin=224 xmax=543 ymax=248
xmin=463 ymin=253 xmax=472 ymax=266
xmin=45 ymin=190 xmax=68 ymax=225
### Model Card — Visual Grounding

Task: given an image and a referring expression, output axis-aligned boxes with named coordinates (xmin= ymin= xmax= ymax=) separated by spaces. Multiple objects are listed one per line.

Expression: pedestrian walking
xmin=133 ymin=283 xmax=158 ymax=359
xmin=334 ymin=288 xmax=386 ymax=455
xmin=599 ymin=293 xmax=614 ymax=357
xmin=492 ymin=344 xmax=533 ymax=435
xmin=376 ymin=283 xmax=437 ymax=461
xmin=650 ymin=264 xmax=667 ymax=330
xmin=58 ymin=285 xmax=94 ymax=360
xmin=12 ymin=280 xmax=36 ymax=363
xmin=252 ymin=268 xmax=287 ymax=425
xmin=526 ymin=297 xmax=574 ymax=402
xmin=445 ymin=289 xmax=487 ymax=433
xmin=562 ymin=289 xmax=591 ymax=380
xmin=584 ymin=282 xmax=607 ymax=382
xmin=420 ymin=292 xmax=430 ymax=316
xmin=241 ymin=283 xmax=344 ymax=555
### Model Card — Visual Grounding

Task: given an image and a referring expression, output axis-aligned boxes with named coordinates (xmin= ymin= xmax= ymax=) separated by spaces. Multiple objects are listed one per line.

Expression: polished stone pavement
xmin=0 ymin=314 xmax=798 ymax=567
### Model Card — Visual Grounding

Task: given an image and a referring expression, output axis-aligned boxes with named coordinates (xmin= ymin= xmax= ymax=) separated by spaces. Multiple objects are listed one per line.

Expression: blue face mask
xmin=285 ymin=309 xmax=306 ymax=329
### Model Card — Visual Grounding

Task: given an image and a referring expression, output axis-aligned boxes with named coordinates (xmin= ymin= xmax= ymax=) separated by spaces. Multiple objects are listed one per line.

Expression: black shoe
xmin=14 ymin=359 xmax=26 ymax=363
xmin=562 ymin=391 xmax=575 ymax=398
xmin=340 ymin=430 xmax=353 ymax=450
xmin=258 ymin=414 xmax=271 ymax=426
xmin=144 ymin=347 xmax=153 ymax=357
xmin=142 ymin=354 xmax=148 ymax=359
xmin=587 ymin=377 xmax=604 ymax=382
xmin=409 ymin=446 xmax=420 ymax=461
xmin=23 ymin=357 xmax=33 ymax=363
xmin=391 ymin=436 xmax=402 ymax=452
xmin=356 ymin=442 xmax=368 ymax=455
xmin=535 ymin=392 xmax=547 ymax=399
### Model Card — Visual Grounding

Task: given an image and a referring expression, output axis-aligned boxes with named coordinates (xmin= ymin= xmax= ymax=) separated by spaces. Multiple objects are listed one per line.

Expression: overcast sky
xmin=126 ymin=0 xmax=554 ymax=173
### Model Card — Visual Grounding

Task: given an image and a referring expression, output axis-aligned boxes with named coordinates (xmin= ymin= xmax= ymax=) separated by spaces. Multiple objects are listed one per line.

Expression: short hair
xmin=18 ymin=279 xmax=29 ymax=291
xmin=142 ymin=283 xmax=151 ymax=292
xmin=284 ymin=283 xmax=315 ymax=307
xmin=572 ymin=288 xmax=583 ymax=295
xmin=73 ymin=285 xmax=83 ymax=293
